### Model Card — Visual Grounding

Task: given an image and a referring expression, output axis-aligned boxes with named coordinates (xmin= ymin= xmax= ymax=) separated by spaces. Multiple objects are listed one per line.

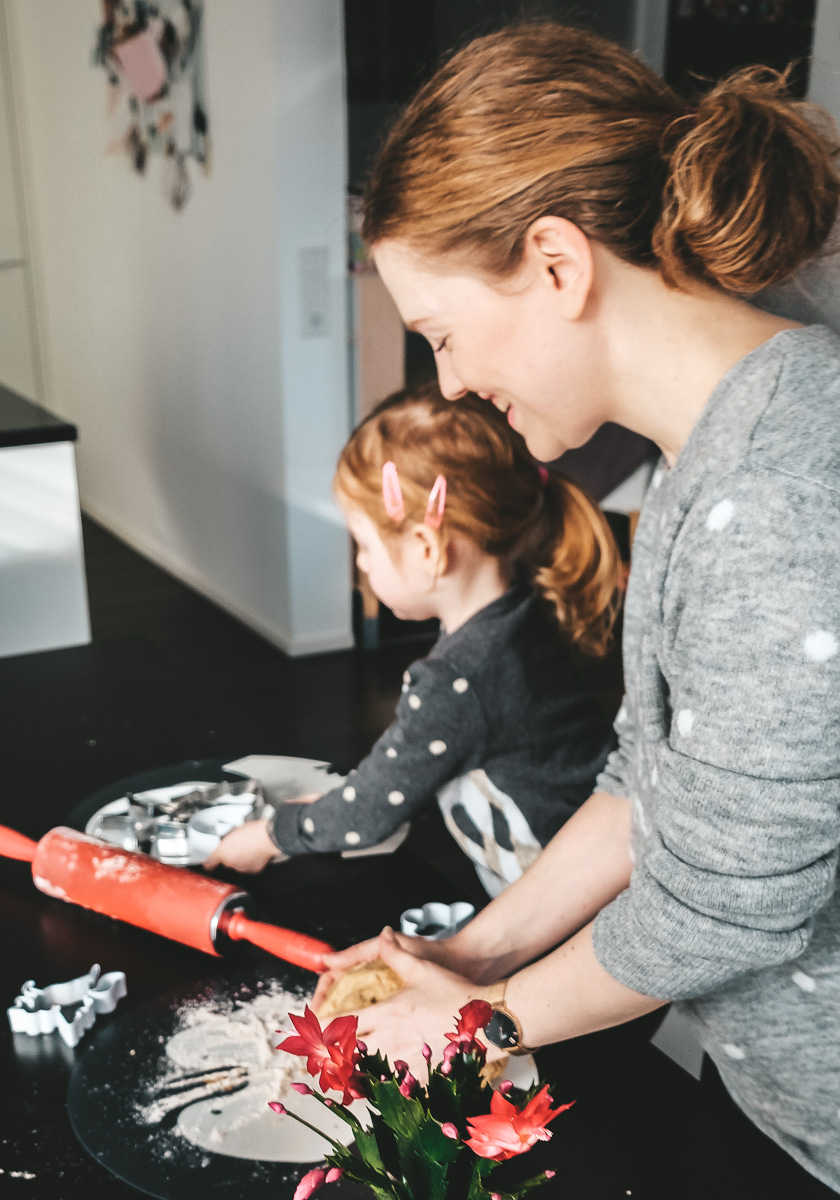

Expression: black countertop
xmin=0 ymin=772 xmax=741 ymax=1200
xmin=0 ymin=382 xmax=77 ymax=448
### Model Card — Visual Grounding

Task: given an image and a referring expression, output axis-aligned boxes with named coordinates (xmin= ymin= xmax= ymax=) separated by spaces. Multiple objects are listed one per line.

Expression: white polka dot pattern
xmin=408 ymin=694 xmax=422 ymax=710
xmin=344 ymin=831 xmax=361 ymax=846
xmin=342 ymin=786 xmax=356 ymax=801
xmin=429 ymin=740 xmax=447 ymax=755
xmin=803 ymin=630 xmax=838 ymax=663
xmin=402 ymin=670 xmax=411 ymax=685
xmin=707 ymin=499 xmax=734 ymax=531
xmin=388 ymin=790 xmax=405 ymax=806
xmin=303 ymin=817 xmax=315 ymax=835
xmin=722 ymin=1044 xmax=746 ymax=1060
xmin=385 ymin=747 xmax=397 ymax=758
xmin=452 ymin=677 xmax=469 ymax=693
xmin=676 ymin=709 xmax=694 ymax=736
xmin=791 ymin=970 xmax=816 ymax=993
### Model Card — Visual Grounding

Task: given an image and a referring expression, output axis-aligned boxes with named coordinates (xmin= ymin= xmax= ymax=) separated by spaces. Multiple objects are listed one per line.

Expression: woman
xmin=314 ymin=23 xmax=840 ymax=1193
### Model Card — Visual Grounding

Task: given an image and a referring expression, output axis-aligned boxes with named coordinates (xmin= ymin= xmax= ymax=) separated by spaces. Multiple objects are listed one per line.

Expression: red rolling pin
xmin=0 ymin=823 xmax=333 ymax=973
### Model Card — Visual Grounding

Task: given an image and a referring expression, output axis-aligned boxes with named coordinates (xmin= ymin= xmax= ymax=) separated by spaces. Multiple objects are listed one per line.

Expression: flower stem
xmin=272 ymin=1105 xmax=344 ymax=1150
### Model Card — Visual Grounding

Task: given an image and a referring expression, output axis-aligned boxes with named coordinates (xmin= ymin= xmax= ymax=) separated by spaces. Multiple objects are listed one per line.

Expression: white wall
xmin=5 ymin=0 xmax=353 ymax=655
xmin=810 ymin=0 xmax=840 ymax=126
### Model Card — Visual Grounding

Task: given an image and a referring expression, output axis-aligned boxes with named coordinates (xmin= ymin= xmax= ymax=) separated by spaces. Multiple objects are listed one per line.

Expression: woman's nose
xmin=436 ymin=357 xmax=468 ymax=401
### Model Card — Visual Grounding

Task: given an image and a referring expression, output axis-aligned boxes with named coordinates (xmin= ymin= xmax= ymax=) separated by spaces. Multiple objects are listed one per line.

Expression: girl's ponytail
xmin=523 ymin=475 xmax=622 ymax=658
xmin=654 ymin=66 xmax=840 ymax=294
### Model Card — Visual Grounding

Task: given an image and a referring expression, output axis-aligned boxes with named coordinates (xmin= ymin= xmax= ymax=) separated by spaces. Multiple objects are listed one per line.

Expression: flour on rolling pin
xmin=137 ymin=980 xmax=355 ymax=1163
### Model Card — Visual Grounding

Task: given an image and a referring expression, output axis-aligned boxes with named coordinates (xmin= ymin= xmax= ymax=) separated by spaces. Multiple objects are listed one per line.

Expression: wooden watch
xmin=482 ymin=979 xmax=537 ymax=1056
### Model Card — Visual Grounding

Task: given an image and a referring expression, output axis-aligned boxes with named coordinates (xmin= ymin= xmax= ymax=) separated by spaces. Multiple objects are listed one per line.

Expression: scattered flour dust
xmin=138 ymin=980 xmax=355 ymax=1163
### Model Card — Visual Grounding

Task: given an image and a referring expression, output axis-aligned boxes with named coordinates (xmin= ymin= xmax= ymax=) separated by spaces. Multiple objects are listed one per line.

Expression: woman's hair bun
xmin=654 ymin=65 xmax=840 ymax=294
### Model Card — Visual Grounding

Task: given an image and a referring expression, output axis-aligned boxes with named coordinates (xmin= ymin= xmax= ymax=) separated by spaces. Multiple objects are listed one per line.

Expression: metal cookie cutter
xmin=7 ymin=963 xmax=127 ymax=1048
xmin=401 ymin=901 xmax=475 ymax=941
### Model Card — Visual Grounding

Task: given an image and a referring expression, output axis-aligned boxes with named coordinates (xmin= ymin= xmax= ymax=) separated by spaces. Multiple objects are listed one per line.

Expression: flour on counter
xmin=138 ymin=981 xmax=355 ymax=1163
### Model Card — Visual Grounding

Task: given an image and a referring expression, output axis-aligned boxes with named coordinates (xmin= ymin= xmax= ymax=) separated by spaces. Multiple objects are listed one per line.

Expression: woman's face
xmin=373 ymin=239 xmax=606 ymax=462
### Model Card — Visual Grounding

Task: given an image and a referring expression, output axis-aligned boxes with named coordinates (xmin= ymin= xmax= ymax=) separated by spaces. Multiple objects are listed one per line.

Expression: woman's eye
xmin=433 ymin=337 xmax=448 ymax=354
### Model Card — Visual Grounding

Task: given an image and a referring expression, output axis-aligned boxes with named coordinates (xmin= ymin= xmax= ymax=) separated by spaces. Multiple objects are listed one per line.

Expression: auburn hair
xmin=363 ymin=22 xmax=840 ymax=293
xmin=335 ymin=384 xmax=621 ymax=656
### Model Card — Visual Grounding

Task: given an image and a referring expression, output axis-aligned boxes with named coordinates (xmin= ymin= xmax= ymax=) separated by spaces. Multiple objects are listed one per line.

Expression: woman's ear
xmin=521 ymin=216 xmax=594 ymax=320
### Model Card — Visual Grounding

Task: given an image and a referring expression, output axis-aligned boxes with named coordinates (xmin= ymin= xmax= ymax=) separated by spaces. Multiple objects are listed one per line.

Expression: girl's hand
xmin=203 ymin=818 xmax=278 ymax=873
xmin=348 ymin=927 xmax=495 ymax=1076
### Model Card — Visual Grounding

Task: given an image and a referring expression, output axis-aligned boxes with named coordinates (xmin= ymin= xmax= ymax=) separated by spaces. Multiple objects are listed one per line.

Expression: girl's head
xmin=363 ymin=22 xmax=840 ymax=458
xmin=335 ymin=384 xmax=621 ymax=656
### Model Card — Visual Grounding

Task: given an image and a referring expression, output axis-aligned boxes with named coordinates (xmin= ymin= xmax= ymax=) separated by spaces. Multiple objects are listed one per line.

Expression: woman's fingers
xmin=310 ymin=937 xmax=381 ymax=1009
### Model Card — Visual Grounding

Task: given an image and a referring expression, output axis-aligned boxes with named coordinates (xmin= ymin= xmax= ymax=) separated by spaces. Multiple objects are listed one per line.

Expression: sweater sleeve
xmin=270 ymin=655 xmax=486 ymax=855
xmin=595 ymin=697 xmax=635 ymax=800
xmin=593 ymin=469 xmax=840 ymax=1000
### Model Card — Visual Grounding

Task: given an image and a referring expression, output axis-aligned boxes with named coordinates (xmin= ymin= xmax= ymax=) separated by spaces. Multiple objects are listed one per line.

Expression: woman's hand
xmin=203 ymin=818 xmax=278 ymax=873
xmin=346 ymin=927 xmax=494 ymax=1076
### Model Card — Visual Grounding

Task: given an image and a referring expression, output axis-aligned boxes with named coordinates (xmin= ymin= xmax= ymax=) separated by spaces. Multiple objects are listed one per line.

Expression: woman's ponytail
xmin=523 ymin=476 xmax=622 ymax=657
xmin=654 ymin=66 xmax=840 ymax=294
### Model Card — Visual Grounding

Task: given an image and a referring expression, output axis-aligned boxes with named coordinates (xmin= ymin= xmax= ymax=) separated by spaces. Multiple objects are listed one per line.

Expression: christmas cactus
xmin=270 ymin=1000 xmax=573 ymax=1200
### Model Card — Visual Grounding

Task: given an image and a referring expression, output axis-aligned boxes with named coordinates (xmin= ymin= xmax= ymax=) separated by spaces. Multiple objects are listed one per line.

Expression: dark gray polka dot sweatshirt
xmin=592 ymin=326 xmax=840 ymax=1191
xmin=270 ymin=585 xmax=615 ymax=875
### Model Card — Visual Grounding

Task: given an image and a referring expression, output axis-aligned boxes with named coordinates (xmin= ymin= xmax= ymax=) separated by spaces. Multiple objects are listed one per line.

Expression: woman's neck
xmin=592 ymin=252 xmax=802 ymax=466
xmin=434 ymin=540 xmax=512 ymax=634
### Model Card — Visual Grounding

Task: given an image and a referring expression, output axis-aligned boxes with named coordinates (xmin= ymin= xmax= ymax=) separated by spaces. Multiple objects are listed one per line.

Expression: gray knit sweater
xmin=592 ymin=326 xmax=840 ymax=1190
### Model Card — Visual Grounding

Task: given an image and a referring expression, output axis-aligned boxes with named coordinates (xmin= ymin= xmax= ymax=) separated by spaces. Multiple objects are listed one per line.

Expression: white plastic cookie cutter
xmin=7 ymin=963 xmax=127 ymax=1048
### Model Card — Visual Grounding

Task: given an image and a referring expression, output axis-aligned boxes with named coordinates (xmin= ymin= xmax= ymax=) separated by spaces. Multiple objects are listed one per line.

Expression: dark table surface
xmin=0 ymin=760 xmax=735 ymax=1200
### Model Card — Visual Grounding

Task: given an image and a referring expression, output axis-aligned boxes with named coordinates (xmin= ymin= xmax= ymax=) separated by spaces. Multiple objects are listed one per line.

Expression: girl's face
xmin=341 ymin=504 xmax=439 ymax=622
xmin=373 ymin=238 xmax=607 ymax=463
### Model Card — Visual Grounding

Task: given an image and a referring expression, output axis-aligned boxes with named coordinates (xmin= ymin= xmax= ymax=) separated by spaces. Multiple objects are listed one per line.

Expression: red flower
xmin=465 ymin=1086 xmax=574 ymax=1162
xmin=277 ymin=1006 xmax=364 ymax=1104
xmin=443 ymin=998 xmax=493 ymax=1060
xmin=450 ymin=999 xmax=493 ymax=1039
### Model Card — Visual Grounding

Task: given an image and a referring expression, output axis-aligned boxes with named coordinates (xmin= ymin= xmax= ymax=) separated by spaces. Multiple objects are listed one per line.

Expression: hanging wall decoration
xmin=93 ymin=0 xmax=210 ymax=211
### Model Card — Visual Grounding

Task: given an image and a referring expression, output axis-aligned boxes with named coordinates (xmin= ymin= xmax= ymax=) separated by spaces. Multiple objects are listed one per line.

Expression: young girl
xmin=206 ymin=384 xmax=621 ymax=896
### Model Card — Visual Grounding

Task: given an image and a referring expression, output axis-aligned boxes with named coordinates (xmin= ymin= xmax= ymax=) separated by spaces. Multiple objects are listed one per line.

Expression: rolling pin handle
xmin=220 ymin=909 xmax=334 ymax=974
xmin=0 ymin=824 xmax=39 ymax=863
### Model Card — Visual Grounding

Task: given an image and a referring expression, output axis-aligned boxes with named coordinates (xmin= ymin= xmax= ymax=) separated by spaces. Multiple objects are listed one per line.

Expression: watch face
xmin=485 ymin=1009 xmax=519 ymax=1051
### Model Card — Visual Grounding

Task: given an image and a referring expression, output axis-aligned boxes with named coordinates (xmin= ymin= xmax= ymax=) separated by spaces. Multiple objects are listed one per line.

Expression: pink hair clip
xmin=382 ymin=461 xmax=405 ymax=521
xmin=424 ymin=475 xmax=447 ymax=530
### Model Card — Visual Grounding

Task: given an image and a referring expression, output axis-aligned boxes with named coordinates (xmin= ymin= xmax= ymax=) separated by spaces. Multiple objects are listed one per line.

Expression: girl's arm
xmin=313 ymin=788 xmax=632 ymax=1005
xmin=268 ymin=655 xmax=487 ymax=857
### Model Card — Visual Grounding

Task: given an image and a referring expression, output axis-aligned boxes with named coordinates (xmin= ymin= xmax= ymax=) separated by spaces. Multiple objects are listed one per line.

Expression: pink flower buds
xmin=398 ymin=1071 xmax=418 ymax=1098
xmin=356 ymin=1041 xmax=367 ymax=1054
xmin=545 ymin=1170 xmax=556 ymax=1179
xmin=325 ymin=1168 xmax=343 ymax=1183
xmin=441 ymin=1122 xmax=460 ymax=1140
xmin=498 ymin=1080 xmax=514 ymax=1095
xmin=393 ymin=1060 xmax=409 ymax=1076
xmin=293 ymin=1167 xmax=326 ymax=1200
xmin=268 ymin=1101 xmax=287 ymax=1115
xmin=422 ymin=1043 xmax=432 ymax=1064
xmin=291 ymin=1082 xmax=313 ymax=1095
